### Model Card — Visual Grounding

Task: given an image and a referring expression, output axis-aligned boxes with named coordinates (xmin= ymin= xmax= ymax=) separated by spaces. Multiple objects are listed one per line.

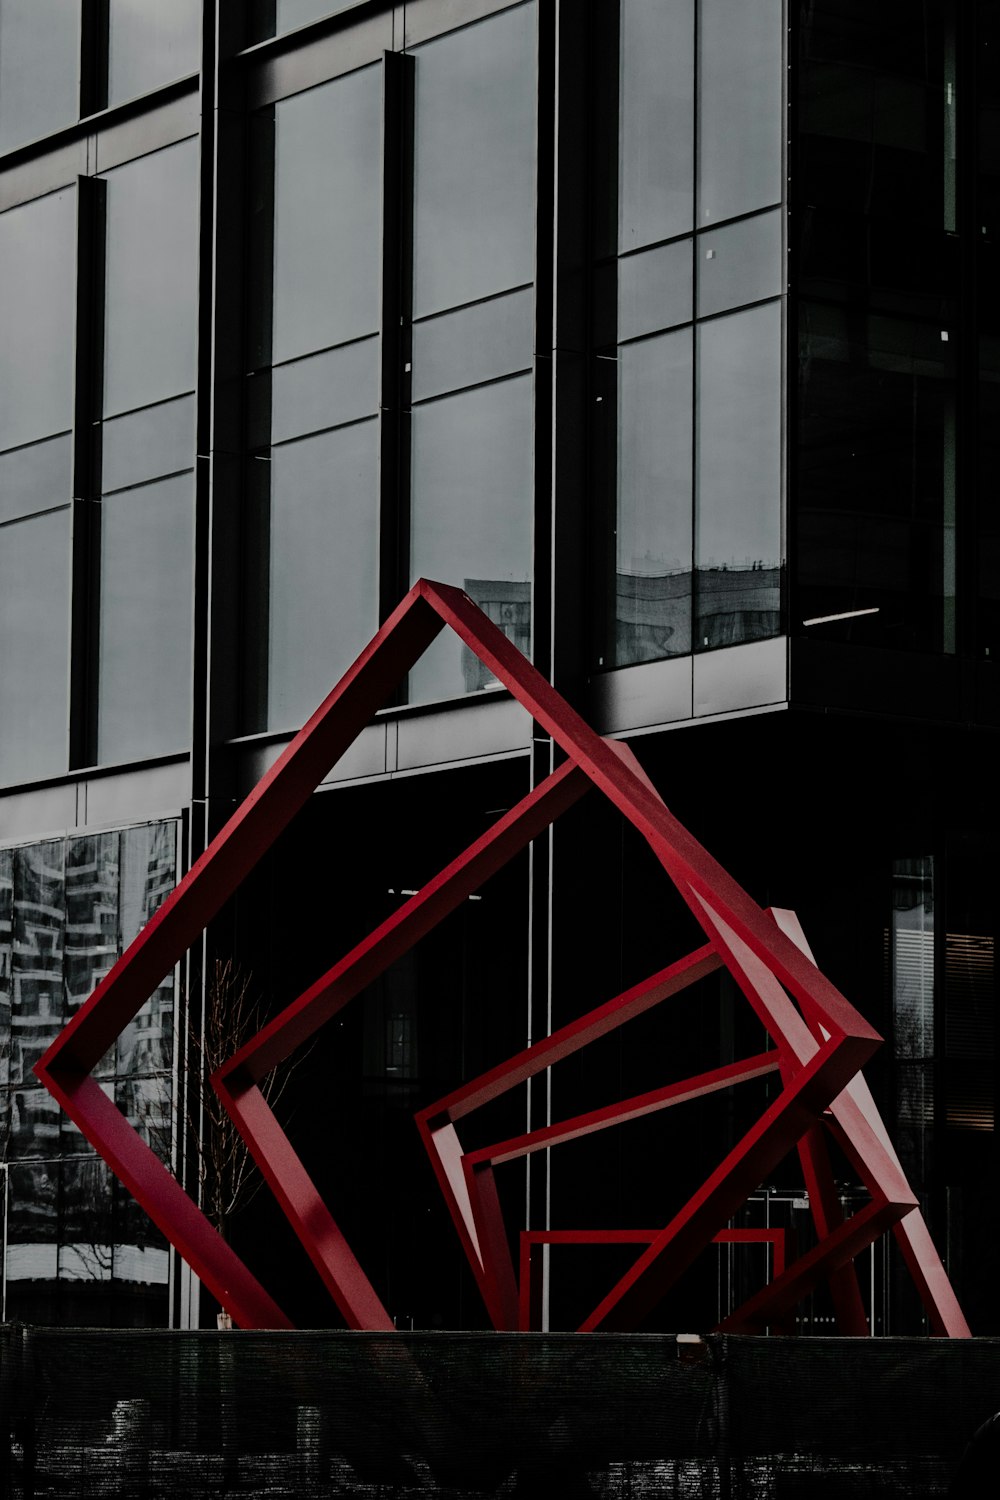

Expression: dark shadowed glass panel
xmin=615 ymin=328 xmax=693 ymax=665
xmin=272 ymin=66 xmax=381 ymax=364
xmin=11 ymin=841 xmax=65 ymax=1088
xmin=699 ymin=0 xmax=783 ymax=224
xmin=107 ymin=0 xmax=201 ymax=106
xmin=697 ymin=209 xmax=783 ymax=319
xmin=617 ymin=240 xmax=692 ymax=343
xmin=0 ymin=188 xmax=76 ymax=452
xmin=270 ymin=337 xmax=379 ymax=444
xmin=58 ymin=1156 xmax=114 ymax=1287
xmin=619 ymin=0 xmax=694 ymax=250
xmin=797 ymin=302 xmax=952 ymax=653
xmin=101 ymin=395 xmax=196 ymax=493
xmin=97 ymin=476 xmax=194 ymax=761
xmin=0 ymin=849 xmax=11 ymax=1090
xmin=102 ymin=139 xmax=199 ymax=418
xmin=411 ymin=288 xmax=534 ymax=403
xmin=267 ymin=419 xmax=379 ymax=729
xmin=412 ymin=3 xmax=536 ymax=318
xmin=118 ymin=821 xmax=176 ymax=1075
xmin=0 ymin=0 xmax=80 ymax=152
xmin=0 ymin=510 xmax=71 ymax=784
xmin=410 ymin=376 xmax=533 ymax=701
xmin=4 ymin=1161 xmax=58 ymax=1321
xmin=696 ymin=301 xmax=782 ymax=649
xmin=0 ymin=436 xmax=72 ymax=525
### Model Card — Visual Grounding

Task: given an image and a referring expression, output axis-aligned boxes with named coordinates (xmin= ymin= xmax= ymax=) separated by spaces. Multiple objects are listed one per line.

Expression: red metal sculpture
xmin=35 ymin=579 xmax=969 ymax=1336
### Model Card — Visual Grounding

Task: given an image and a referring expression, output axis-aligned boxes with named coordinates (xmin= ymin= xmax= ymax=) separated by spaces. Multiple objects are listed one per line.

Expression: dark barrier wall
xmin=1 ymin=1327 xmax=998 ymax=1498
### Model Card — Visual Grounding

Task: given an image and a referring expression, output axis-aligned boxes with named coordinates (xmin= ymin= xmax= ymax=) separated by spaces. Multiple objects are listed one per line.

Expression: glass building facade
xmin=0 ymin=0 xmax=997 ymax=1336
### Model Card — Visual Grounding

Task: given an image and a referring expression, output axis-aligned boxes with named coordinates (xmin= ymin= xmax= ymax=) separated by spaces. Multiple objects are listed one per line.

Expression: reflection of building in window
xmin=462 ymin=579 xmax=531 ymax=692
xmin=614 ymin=564 xmax=781 ymax=663
xmin=945 ymin=932 xmax=995 ymax=1132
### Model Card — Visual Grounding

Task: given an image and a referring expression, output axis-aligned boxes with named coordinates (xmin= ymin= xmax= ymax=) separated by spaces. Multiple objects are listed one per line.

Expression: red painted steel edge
xmin=32 ymin=579 xmax=968 ymax=1336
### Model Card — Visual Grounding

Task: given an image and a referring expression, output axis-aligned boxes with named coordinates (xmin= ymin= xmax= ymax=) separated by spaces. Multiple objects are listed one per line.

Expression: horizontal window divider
xmin=99 ymin=389 xmax=197 ymax=425
xmin=694 ymin=292 xmax=785 ymax=327
xmin=100 ymin=466 xmax=196 ymax=499
xmin=260 ymin=331 xmax=380 ymax=376
xmin=0 ymin=75 xmax=199 ymax=172
xmin=0 ymin=750 xmax=189 ymax=801
xmin=410 ymin=364 xmax=534 ymax=408
xmin=224 ymin=681 xmax=518 ymax=750
xmin=231 ymin=0 xmax=389 ymax=66
xmin=0 ymin=502 xmax=73 ymax=532
xmin=617 ymin=321 xmax=694 ymax=350
xmin=0 ymin=429 xmax=73 ymax=458
xmin=411 ymin=280 xmax=534 ymax=324
xmin=267 ymin=412 xmax=380 ymax=449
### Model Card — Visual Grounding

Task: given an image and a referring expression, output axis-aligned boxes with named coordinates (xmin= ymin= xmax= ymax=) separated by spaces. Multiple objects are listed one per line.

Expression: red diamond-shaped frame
xmin=35 ymin=579 xmax=969 ymax=1335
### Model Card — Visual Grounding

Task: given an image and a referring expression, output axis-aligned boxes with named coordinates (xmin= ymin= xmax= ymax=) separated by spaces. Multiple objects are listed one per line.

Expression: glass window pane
xmin=276 ymin=0 xmax=359 ymax=32
xmin=267 ymin=419 xmax=379 ymax=729
xmin=618 ymin=240 xmax=693 ymax=343
xmin=65 ymin=832 xmax=120 ymax=1028
xmin=271 ymin=337 xmax=379 ymax=444
xmin=697 ymin=209 xmax=783 ymax=319
xmin=699 ymin=0 xmax=783 ymax=224
xmin=98 ymin=475 xmax=193 ymax=762
xmin=272 ymin=66 xmax=382 ymax=364
xmin=4 ymin=1162 xmax=59 ymax=1324
xmin=615 ymin=328 xmax=693 ymax=666
xmin=102 ymin=139 xmax=200 ymax=418
xmin=696 ymin=300 xmax=782 ymax=648
xmin=619 ymin=0 xmax=694 ymax=250
xmin=107 ymin=0 xmax=201 ymax=106
xmin=0 ymin=436 xmax=72 ymax=526
xmin=117 ymin=821 xmax=176 ymax=1074
xmin=0 ymin=510 xmax=71 ymax=785
xmin=101 ymin=395 xmax=195 ymax=493
xmin=0 ymin=0 xmax=81 ymax=152
xmin=410 ymin=376 xmax=533 ymax=701
xmin=412 ymin=4 xmax=537 ymax=318
xmin=11 ymin=841 xmax=65 ymax=1088
xmin=411 ymin=289 xmax=534 ymax=403
xmin=0 ymin=188 xmax=76 ymax=452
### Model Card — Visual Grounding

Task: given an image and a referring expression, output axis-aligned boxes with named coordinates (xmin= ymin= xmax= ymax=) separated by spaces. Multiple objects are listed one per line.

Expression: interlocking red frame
xmin=35 ymin=579 xmax=969 ymax=1336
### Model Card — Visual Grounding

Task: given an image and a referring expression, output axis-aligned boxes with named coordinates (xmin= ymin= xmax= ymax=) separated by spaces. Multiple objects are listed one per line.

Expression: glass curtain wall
xmin=244 ymin=1 xmax=537 ymax=725
xmin=0 ymin=823 xmax=176 ymax=1325
xmin=795 ymin=1 xmax=956 ymax=653
xmin=0 ymin=188 xmax=77 ymax=784
xmin=596 ymin=0 xmax=784 ymax=671
xmin=0 ymin=0 xmax=200 ymax=152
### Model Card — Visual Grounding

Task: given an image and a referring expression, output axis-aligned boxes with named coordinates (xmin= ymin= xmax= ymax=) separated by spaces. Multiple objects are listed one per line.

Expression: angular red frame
xmin=35 ymin=580 xmax=969 ymax=1336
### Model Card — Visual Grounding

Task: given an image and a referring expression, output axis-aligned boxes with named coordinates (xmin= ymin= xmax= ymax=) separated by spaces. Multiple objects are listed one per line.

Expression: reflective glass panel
xmin=11 ymin=841 xmax=65 ymax=1089
xmin=272 ymin=66 xmax=382 ymax=365
xmin=107 ymin=0 xmax=201 ymax=106
xmin=102 ymin=139 xmax=200 ymax=418
xmin=59 ymin=1157 xmax=114 ymax=1284
xmin=97 ymin=475 xmax=194 ymax=762
xmin=618 ymin=240 xmax=693 ymax=343
xmin=410 ymin=376 xmax=533 ymax=701
xmin=699 ymin=0 xmax=783 ymax=224
xmin=271 ymin=338 xmax=379 ymax=445
xmin=0 ymin=0 xmax=80 ymax=153
xmin=619 ymin=0 xmax=694 ymax=250
xmin=117 ymin=821 xmax=176 ymax=1074
xmin=411 ymin=289 xmax=534 ymax=404
xmin=65 ymin=833 xmax=120 ymax=1027
xmin=0 ymin=510 xmax=71 ymax=785
xmin=0 ymin=436 xmax=72 ymax=526
xmin=4 ymin=1162 xmax=59 ymax=1324
xmin=697 ymin=209 xmax=783 ymax=319
xmin=0 ymin=188 xmax=76 ymax=451
xmin=615 ymin=328 xmax=693 ymax=665
xmin=101 ymin=395 xmax=196 ymax=494
xmin=0 ymin=848 xmax=11 ymax=1086
xmin=696 ymin=300 xmax=782 ymax=648
xmin=276 ymin=0 xmax=358 ymax=31
xmin=412 ymin=3 xmax=537 ymax=318
xmin=267 ymin=419 xmax=379 ymax=729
